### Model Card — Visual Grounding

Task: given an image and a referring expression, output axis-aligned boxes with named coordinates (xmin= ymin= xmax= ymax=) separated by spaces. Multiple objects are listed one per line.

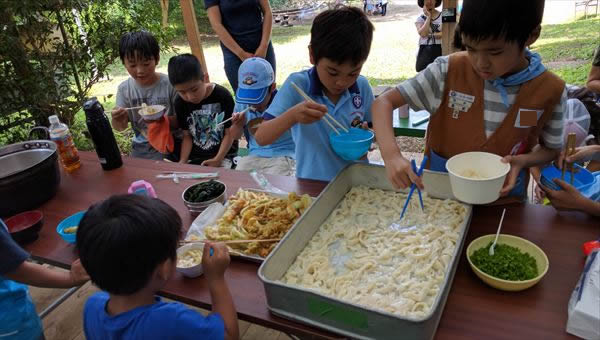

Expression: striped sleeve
xmin=396 ymin=56 xmax=448 ymax=115
xmin=540 ymin=88 xmax=567 ymax=149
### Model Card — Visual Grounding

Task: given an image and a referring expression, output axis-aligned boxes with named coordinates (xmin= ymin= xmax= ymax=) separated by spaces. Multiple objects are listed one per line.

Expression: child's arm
xmin=179 ymin=131 xmax=193 ymax=164
xmin=202 ymin=243 xmax=239 ymax=340
xmin=499 ymin=145 xmax=558 ymax=196
xmin=254 ymin=101 xmax=327 ymax=146
xmin=4 ymin=259 xmax=89 ymax=289
xmin=372 ymin=89 xmax=422 ymax=189
xmin=587 ymin=59 xmax=600 ymax=93
xmin=544 ymin=179 xmax=600 ymax=217
xmin=201 ymin=126 xmax=236 ymax=167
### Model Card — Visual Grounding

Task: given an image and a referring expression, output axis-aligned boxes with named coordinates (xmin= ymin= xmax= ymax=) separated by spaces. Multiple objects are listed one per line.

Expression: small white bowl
xmin=446 ymin=152 xmax=510 ymax=204
xmin=138 ymin=105 xmax=166 ymax=121
xmin=176 ymin=243 xmax=204 ymax=278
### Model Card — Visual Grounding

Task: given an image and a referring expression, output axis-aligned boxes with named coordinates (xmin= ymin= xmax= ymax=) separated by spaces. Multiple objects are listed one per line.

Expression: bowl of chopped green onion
xmin=466 ymin=234 xmax=549 ymax=291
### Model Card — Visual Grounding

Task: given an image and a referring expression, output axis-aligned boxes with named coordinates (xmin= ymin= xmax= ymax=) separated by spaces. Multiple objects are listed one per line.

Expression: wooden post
xmin=442 ymin=0 xmax=457 ymax=56
xmin=160 ymin=0 xmax=169 ymax=28
xmin=180 ymin=0 xmax=209 ymax=79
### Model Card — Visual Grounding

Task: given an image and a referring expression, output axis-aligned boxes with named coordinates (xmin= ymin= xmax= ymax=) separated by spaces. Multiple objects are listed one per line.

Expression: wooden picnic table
xmin=24 ymin=152 xmax=598 ymax=339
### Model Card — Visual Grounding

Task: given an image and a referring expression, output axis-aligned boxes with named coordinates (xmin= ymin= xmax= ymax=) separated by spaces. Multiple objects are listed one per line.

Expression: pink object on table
xmin=127 ymin=180 xmax=157 ymax=198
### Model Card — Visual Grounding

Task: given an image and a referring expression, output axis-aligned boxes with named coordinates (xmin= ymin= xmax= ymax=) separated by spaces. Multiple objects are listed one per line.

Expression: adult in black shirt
xmin=205 ymin=0 xmax=276 ymax=92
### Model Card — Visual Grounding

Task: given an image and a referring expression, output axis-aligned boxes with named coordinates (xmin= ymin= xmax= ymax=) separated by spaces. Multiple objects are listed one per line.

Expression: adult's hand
xmin=238 ymin=50 xmax=254 ymax=61
xmin=255 ymin=45 xmax=268 ymax=59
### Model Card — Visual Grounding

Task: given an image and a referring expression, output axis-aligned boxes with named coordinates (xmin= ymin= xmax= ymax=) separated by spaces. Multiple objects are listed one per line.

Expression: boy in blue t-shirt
xmin=254 ymin=7 xmax=375 ymax=181
xmin=77 ymin=195 xmax=238 ymax=340
xmin=0 ymin=219 xmax=88 ymax=340
xmin=233 ymin=57 xmax=296 ymax=176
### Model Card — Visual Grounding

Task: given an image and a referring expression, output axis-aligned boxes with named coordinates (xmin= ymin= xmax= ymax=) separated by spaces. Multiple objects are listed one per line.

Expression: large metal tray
xmin=258 ymin=163 xmax=472 ymax=340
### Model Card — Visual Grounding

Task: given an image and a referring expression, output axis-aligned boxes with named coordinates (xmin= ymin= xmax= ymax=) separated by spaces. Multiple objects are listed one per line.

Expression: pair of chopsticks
xmin=216 ymin=107 xmax=251 ymax=127
xmin=399 ymin=156 xmax=429 ymax=220
xmin=182 ymin=238 xmax=281 ymax=245
xmin=290 ymin=81 xmax=349 ymax=136
xmin=561 ymin=133 xmax=577 ymax=185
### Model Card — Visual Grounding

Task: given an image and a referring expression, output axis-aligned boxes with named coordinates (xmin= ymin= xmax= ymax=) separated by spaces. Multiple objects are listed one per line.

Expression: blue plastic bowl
xmin=540 ymin=164 xmax=594 ymax=191
xmin=329 ymin=128 xmax=374 ymax=161
xmin=56 ymin=211 xmax=86 ymax=244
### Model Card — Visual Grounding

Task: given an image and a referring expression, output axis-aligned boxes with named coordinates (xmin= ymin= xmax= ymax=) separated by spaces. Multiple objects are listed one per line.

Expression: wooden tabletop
xmin=23 ymin=152 xmax=598 ymax=339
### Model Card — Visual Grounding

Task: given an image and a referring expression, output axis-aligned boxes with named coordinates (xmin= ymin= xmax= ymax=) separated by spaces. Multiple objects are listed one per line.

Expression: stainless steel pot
xmin=0 ymin=128 xmax=61 ymax=218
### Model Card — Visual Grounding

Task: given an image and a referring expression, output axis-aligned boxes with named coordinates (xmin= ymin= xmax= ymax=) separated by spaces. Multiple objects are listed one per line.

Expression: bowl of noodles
xmin=176 ymin=243 xmax=204 ymax=278
xmin=446 ymin=152 xmax=510 ymax=204
xmin=138 ymin=104 xmax=166 ymax=121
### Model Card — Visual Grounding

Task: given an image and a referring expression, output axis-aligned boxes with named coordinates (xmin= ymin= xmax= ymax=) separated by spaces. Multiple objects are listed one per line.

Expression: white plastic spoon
xmin=489 ymin=208 xmax=506 ymax=256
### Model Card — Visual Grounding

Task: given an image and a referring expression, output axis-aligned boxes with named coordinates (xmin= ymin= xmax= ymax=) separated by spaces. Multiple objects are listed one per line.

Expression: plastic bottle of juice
xmin=48 ymin=115 xmax=81 ymax=172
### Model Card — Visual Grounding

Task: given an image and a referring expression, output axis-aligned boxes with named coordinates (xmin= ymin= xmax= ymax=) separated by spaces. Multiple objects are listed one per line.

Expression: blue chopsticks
xmin=399 ymin=156 xmax=429 ymax=220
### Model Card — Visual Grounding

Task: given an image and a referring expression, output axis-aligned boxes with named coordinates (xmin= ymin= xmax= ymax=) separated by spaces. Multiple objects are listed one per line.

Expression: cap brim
xmin=236 ymin=87 xmax=268 ymax=105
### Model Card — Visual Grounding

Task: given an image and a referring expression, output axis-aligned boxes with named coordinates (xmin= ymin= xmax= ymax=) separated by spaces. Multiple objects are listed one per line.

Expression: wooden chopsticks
xmin=561 ymin=133 xmax=577 ymax=184
xmin=290 ymin=81 xmax=349 ymax=135
xmin=181 ymin=238 xmax=281 ymax=245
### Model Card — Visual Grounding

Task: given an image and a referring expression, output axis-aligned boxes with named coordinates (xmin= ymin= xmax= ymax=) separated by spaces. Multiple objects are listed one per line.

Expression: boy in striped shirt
xmin=373 ymin=0 xmax=566 ymax=203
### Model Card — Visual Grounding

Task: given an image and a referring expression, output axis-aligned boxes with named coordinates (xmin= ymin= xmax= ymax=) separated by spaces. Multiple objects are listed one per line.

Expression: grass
xmin=531 ymin=15 xmax=599 ymax=84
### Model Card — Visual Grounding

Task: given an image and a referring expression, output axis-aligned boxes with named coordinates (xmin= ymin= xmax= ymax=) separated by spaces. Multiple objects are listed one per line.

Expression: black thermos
xmin=83 ymin=97 xmax=123 ymax=170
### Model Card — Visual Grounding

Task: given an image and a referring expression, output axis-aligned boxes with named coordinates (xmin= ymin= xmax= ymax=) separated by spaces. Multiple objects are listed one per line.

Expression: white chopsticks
xmin=290 ymin=81 xmax=348 ymax=135
xmin=216 ymin=107 xmax=251 ymax=127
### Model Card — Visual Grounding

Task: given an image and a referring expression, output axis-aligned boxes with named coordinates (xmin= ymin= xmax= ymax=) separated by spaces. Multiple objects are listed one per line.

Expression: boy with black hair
xmin=77 ymin=195 xmax=238 ymax=340
xmin=233 ymin=57 xmax=296 ymax=176
xmin=168 ymin=54 xmax=241 ymax=167
xmin=111 ymin=31 xmax=179 ymax=161
xmin=373 ymin=0 xmax=567 ymax=204
xmin=254 ymin=6 xmax=375 ymax=181
xmin=1 ymin=218 xmax=88 ymax=339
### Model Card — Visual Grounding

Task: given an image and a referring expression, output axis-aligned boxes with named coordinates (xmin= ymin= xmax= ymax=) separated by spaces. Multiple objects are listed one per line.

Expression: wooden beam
xmin=160 ymin=0 xmax=169 ymax=28
xmin=442 ymin=0 xmax=458 ymax=56
xmin=180 ymin=0 xmax=209 ymax=79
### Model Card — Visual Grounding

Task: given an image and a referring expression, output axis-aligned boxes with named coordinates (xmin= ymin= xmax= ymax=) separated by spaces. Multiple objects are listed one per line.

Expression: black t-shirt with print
xmin=175 ymin=84 xmax=238 ymax=163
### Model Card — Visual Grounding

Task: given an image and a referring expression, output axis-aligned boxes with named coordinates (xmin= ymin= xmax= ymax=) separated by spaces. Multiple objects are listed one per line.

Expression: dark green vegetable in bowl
xmin=184 ymin=180 xmax=225 ymax=203
xmin=470 ymin=242 xmax=538 ymax=281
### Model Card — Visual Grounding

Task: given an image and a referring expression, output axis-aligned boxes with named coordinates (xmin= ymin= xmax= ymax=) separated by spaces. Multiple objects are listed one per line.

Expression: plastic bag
xmin=566 ymin=249 xmax=600 ymax=339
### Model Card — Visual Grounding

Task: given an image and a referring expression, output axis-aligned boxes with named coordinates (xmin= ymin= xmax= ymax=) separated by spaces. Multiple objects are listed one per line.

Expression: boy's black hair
xmin=168 ymin=54 xmax=205 ymax=85
xmin=418 ymin=0 xmax=442 ymax=8
xmin=76 ymin=195 xmax=182 ymax=295
xmin=310 ymin=6 xmax=374 ymax=66
xmin=457 ymin=0 xmax=545 ymax=48
xmin=119 ymin=31 xmax=160 ymax=63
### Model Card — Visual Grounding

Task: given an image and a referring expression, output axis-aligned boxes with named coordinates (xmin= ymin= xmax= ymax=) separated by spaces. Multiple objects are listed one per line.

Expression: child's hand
xmin=534 ymin=183 xmax=546 ymax=202
xmin=202 ymin=242 xmax=230 ymax=283
xmin=291 ymin=101 xmax=327 ymax=124
xmin=499 ymin=155 xmax=525 ymax=197
xmin=557 ymin=146 xmax=600 ymax=168
xmin=201 ymin=158 xmax=223 ymax=167
xmin=69 ymin=259 xmax=90 ymax=286
xmin=111 ymin=107 xmax=127 ymax=120
xmin=384 ymin=154 xmax=422 ymax=190
xmin=232 ymin=111 xmax=246 ymax=127
xmin=542 ymin=179 xmax=587 ymax=211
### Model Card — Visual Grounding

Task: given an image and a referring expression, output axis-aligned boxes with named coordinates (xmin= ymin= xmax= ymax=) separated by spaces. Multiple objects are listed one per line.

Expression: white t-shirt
xmin=416 ymin=12 xmax=442 ymax=45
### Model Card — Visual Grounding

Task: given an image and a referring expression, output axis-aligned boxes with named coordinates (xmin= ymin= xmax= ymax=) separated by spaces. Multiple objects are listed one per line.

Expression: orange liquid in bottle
xmin=52 ymin=129 xmax=81 ymax=172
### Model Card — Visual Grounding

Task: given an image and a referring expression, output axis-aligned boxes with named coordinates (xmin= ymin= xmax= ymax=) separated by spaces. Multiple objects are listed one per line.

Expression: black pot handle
xmin=29 ymin=126 xmax=50 ymax=140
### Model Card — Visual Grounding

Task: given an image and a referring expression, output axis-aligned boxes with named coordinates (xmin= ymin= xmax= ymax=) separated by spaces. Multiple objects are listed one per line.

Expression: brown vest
xmin=425 ymin=52 xmax=565 ymax=203
xmin=426 ymin=52 xmax=565 ymax=159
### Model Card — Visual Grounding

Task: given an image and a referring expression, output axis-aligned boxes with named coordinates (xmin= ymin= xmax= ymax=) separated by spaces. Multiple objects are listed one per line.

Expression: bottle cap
xmin=48 ymin=115 xmax=59 ymax=125
xmin=583 ymin=240 xmax=600 ymax=256
xmin=83 ymin=97 xmax=105 ymax=118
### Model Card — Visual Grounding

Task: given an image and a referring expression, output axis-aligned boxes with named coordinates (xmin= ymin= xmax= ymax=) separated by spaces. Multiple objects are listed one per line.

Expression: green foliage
xmin=0 ymin=0 xmax=176 ymax=146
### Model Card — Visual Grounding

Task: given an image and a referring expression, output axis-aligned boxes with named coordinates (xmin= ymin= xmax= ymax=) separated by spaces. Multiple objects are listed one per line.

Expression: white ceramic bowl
xmin=138 ymin=105 xmax=166 ymax=121
xmin=176 ymin=243 xmax=204 ymax=278
xmin=446 ymin=152 xmax=510 ymax=204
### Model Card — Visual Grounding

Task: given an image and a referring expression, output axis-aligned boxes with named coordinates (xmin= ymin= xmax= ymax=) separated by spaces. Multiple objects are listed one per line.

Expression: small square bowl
xmin=56 ymin=211 xmax=86 ymax=244
xmin=5 ymin=210 xmax=44 ymax=245
xmin=176 ymin=243 xmax=204 ymax=278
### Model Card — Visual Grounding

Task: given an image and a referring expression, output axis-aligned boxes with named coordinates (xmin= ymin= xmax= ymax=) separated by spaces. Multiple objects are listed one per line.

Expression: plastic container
xmin=49 ymin=115 xmax=80 ymax=172
xmin=83 ymin=97 xmax=123 ymax=171
xmin=56 ymin=211 xmax=86 ymax=244
xmin=540 ymin=163 xmax=595 ymax=192
xmin=446 ymin=152 xmax=510 ymax=204
xmin=128 ymin=180 xmax=157 ymax=198
xmin=329 ymin=128 xmax=374 ymax=161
